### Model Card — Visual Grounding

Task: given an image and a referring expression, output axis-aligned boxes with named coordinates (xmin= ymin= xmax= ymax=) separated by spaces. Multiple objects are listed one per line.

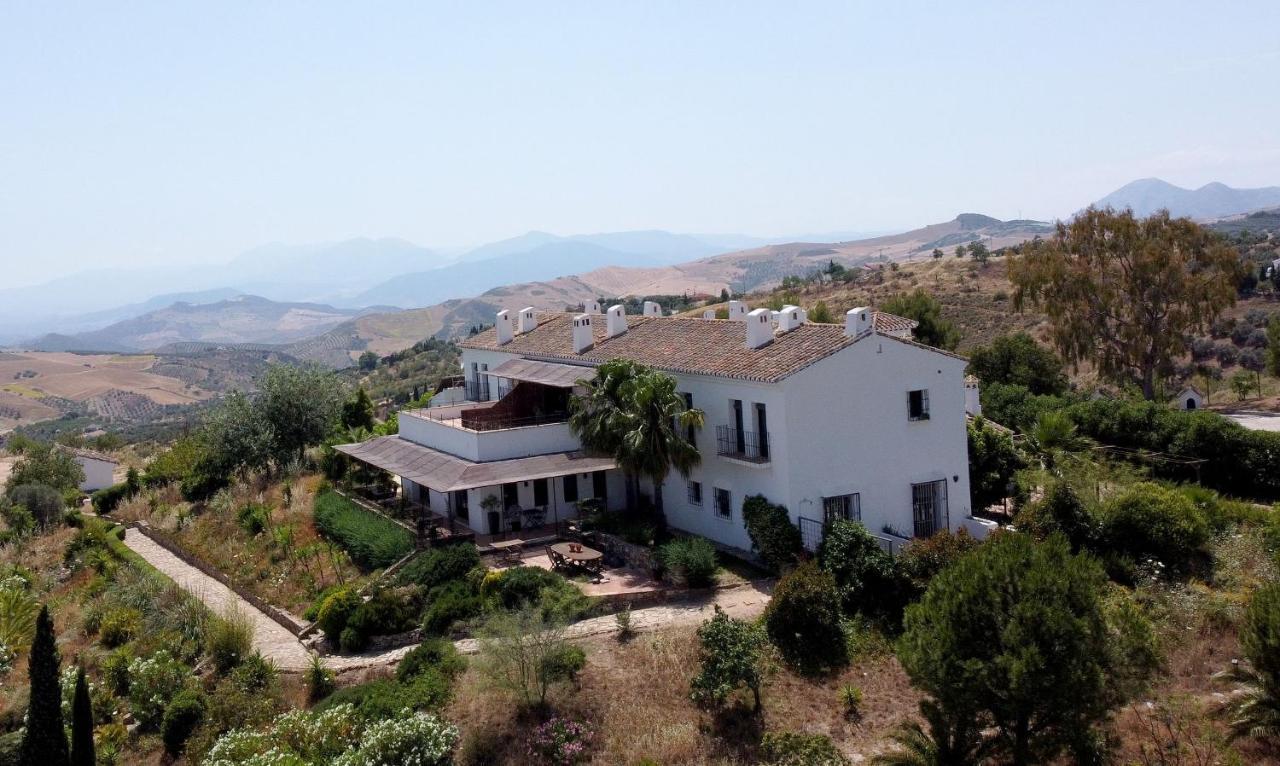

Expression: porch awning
xmin=486 ymin=358 xmax=593 ymax=388
xmin=334 ymin=435 xmax=614 ymax=492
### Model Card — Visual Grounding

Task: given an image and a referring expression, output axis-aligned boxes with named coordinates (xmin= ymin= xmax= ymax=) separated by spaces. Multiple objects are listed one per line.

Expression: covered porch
xmin=333 ymin=434 xmax=624 ymax=546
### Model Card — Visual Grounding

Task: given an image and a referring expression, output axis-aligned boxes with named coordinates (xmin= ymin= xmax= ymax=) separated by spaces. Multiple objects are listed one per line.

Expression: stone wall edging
xmin=123 ymin=521 xmax=308 ymax=637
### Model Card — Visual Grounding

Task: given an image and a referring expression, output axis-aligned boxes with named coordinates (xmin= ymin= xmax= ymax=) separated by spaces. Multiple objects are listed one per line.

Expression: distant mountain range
xmin=7 ymin=214 xmax=1045 ymax=366
xmin=21 ymin=296 xmax=377 ymax=354
xmin=1089 ymin=178 xmax=1280 ymax=219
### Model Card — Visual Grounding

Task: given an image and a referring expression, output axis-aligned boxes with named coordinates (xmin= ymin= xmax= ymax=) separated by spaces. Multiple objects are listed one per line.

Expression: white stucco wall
xmin=77 ymin=457 xmax=116 ymax=492
xmin=782 ymin=335 xmax=972 ymax=539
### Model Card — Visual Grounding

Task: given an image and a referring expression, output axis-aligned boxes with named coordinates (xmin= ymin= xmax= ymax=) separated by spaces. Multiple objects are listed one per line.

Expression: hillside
xmin=20 ymin=295 xmax=376 ymax=354
xmin=329 ymin=214 xmax=1053 ymax=358
xmin=1091 ymin=178 xmax=1280 ymax=219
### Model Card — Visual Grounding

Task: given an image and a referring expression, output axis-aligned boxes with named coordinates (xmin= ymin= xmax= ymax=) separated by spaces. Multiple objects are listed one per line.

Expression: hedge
xmin=313 ymin=490 xmax=414 ymax=570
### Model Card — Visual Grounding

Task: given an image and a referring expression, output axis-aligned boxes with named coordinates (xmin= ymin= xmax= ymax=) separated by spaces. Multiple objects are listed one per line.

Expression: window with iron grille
xmin=908 ymin=389 xmax=930 ymax=420
xmin=911 ymin=480 xmax=948 ymax=537
xmin=713 ymin=487 xmax=731 ymax=519
xmin=687 ymin=480 xmax=703 ymax=506
xmin=823 ymin=493 xmax=860 ymax=524
xmin=683 ymin=392 xmax=696 ymax=443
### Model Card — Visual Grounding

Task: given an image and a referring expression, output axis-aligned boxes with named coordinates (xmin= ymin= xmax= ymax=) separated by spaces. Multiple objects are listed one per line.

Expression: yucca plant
xmin=0 ymin=581 xmax=38 ymax=658
xmin=1216 ymin=582 xmax=1280 ymax=742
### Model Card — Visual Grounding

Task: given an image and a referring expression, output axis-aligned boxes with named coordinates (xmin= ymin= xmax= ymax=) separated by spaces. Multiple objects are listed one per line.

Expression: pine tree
xmin=69 ymin=667 xmax=94 ymax=766
xmin=21 ymin=605 xmax=69 ymax=766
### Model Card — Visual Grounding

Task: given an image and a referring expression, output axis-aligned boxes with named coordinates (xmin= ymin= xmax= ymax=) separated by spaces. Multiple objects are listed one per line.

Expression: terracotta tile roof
xmin=66 ymin=446 xmax=117 ymax=464
xmin=873 ymin=312 xmax=919 ymax=335
xmin=460 ymin=311 xmax=948 ymax=383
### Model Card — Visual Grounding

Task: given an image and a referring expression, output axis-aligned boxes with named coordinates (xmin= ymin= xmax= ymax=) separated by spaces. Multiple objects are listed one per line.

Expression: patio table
xmin=550 ymin=542 xmax=604 ymax=574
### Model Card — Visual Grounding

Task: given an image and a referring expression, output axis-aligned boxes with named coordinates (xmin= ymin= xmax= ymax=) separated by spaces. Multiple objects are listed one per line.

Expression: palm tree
xmin=570 ymin=360 xmax=704 ymax=525
xmin=1025 ymin=410 xmax=1092 ymax=472
xmin=617 ymin=369 xmax=704 ymax=526
xmin=1216 ymin=582 xmax=1280 ymax=743
xmin=570 ymin=359 xmax=646 ymax=508
xmin=872 ymin=701 xmax=986 ymax=766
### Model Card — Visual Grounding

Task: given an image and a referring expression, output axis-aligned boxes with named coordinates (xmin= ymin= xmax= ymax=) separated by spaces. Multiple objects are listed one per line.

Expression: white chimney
xmin=584 ymin=299 xmax=602 ymax=314
xmin=517 ymin=307 xmax=537 ymax=335
xmin=728 ymin=300 xmax=748 ymax=321
xmin=606 ymin=304 xmax=628 ymax=338
xmin=495 ymin=309 xmax=514 ymax=345
xmin=746 ymin=308 xmax=774 ymax=349
xmin=777 ymin=305 xmax=804 ymax=333
xmin=643 ymin=301 xmax=662 ymax=317
xmin=572 ymin=314 xmax=594 ymax=353
xmin=965 ymin=376 xmax=982 ymax=416
xmin=702 ymin=309 xmax=716 ymax=319
xmin=845 ymin=307 xmax=872 ymax=337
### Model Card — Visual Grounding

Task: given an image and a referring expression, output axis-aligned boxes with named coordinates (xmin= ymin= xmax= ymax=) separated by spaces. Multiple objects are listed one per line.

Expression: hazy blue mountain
xmin=1090 ymin=178 xmax=1280 ymax=219
xmin=351 ymin=240 xmax=669 ymax=309
xmin=20 ymin=294 xmax=372 ymax=352
xmin=455 ymin=229 xmax=730 ymax=266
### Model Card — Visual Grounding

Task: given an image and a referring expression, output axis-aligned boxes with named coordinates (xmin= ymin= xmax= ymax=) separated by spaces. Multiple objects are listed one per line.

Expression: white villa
xmin=337 ymin=301 xmax=991 ymax=554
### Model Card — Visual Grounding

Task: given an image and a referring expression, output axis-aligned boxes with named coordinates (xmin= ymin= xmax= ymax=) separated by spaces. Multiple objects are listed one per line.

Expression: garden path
xmin=121 ymin=529 xmax=315 ymax=669
xmin=121 ymin=529 xmax=773 ymax=674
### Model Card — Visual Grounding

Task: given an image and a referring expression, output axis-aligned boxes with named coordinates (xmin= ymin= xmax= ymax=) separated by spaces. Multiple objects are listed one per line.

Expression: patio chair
xmin=546 ymin=546 xmax=570 ymax=572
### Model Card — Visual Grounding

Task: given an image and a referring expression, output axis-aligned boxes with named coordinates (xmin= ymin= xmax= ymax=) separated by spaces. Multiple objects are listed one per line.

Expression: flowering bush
xmin=203 ymin=705 xmax=457 ymax=766
xmin=335 ymin=712 xmax=458 ymax=766
xmin=529 ymin=717 xmax=594 ymax=765
xmin=127 ymin=650 xmax=190 ymax=730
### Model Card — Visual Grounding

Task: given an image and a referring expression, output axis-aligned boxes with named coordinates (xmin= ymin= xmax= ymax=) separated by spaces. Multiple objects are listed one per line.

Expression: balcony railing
xmin=716 ymin=424 xmax=771 ymax=463
xmin=416 ymin=404 xmax=569 ymax=432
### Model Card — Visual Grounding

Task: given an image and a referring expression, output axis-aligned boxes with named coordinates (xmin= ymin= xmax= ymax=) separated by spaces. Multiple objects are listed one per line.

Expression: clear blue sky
xmin=3 ymin=1 xmax=1278 ymax=287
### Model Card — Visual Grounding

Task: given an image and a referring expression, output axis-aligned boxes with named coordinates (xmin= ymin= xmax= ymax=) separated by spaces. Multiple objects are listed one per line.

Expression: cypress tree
xmin=70 ymin=667 xmax=95 ymax=766
xmin=21 ymin=605 xmax=69 ymax=766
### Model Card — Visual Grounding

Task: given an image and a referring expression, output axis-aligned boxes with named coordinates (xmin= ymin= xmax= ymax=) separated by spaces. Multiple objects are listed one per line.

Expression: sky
xmin=2 ymin=1 xmax=1279 ymax=288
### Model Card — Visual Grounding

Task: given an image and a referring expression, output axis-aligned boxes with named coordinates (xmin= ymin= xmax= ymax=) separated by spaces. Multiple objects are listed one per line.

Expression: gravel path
xmin=122 ymin=528 xmax=773 ymax=674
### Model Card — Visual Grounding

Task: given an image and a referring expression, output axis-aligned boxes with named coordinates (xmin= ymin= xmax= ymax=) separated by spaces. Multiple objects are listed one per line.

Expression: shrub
xmin=343 ymin=712 xmax=458 ymax=766
xmin=1014 ymin=481 xmax=1095 ymax=552
xmin=6 ymin=483 xmax=64 ymax=529
xmin=340 ymin=626 xmax=366 ymax=653
xmin=161 ymin=688 xmax=205 ymax=756
xmin=345 ymin=588 xmax=417 ymax=647
xmin=476 ymin=607 xmax=576 ymax=709
xmin=306 ymin=654 xmax=336 ymax=703
xmin=127 ymin=650 xmax=190 ymax=730
xmin=658 ymin=537 xmax=718 ymax=588
xmin=203 ymin=704 xmax=362 ymax=765
xmin=235 ymin=503 xmax=271 ymax=536
xmin=396 ymin=544 xmax=481 ymax=590
xmin=690 ymin=607 xmax=768 ymax=712
xmin=397 ymin=637 xmax=466 ymax=683
xmin=838 ymin=685 xmax=863 ymax=719
xmin=91 ymin=482 xmax=134 ymax=515
xmin=482 ymin=566 xmax=583 ymax=613
xmin=421 ymin=581 xmax=484 ymax=636
xmin=316 ymin=586 xmax=361 ymax=640
xmin=229 ymin=652 xmax=278 ymax=693
xmin=98 ymin=607 xmax=141 ymax=648
xmin=763 ymin=562 xmax=847 ymax=675
xmin=742 ymin=495 xmax=803 ymax=573
xmin=529 ymin=717 xmax=594 ymax=765
xmin=313 ymin=490 xmax=414 ymax=570
xmin=896 ymin=528 xmax=981 ymax=590
xmin=207 ymin=606 xmax=255 ymax=675
xmin=818 ymin=520 xmax=909 ymax=624
xmin=102 ymin=649 xmax=131 ymax=697
xmin=316 ymin=673 xmax=454 ymax=720
xmin=540 ymin=644 xmax=586 ymax=685
xmin=1098 ymin=483 xmax=1209 ymax=570
xmin=759 ymin=731 xmax=851 ymax=765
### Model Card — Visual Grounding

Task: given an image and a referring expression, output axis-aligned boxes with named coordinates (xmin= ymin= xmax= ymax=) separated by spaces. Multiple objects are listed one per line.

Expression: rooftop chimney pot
xmin=845 ymin=307 xmax=872 ymax=337
xmin=517 ymin=307 xmax=538 ymax=335
xmin=643 ymin=301 xmax=662 ymax=317
xmin=572 ymin=314 xmax=595 ymax=353
xmin=606 ymin=305 xmax=628 ymax=339
xmin=728 ymin=300 xmax=749 ymax=321
xmin=584 ymin=299 xmax=602 ymax=314
xmin=746 ymin=308 xmax=774 ymax=349
xmin=495 ymin=310 xmax=514 ymax=345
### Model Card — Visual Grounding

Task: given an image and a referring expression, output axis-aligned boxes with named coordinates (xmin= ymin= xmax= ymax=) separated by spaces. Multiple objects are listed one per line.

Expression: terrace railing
xmin=715 ymin=425 xmax=771 ymax=463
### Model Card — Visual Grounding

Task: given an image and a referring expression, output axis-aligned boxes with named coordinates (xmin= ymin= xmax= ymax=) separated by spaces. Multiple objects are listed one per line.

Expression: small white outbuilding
xmin=1176 ymin=385 xmax=1205 ymax=411
xmin=72 ymin=448 xmax=118 ymax=492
